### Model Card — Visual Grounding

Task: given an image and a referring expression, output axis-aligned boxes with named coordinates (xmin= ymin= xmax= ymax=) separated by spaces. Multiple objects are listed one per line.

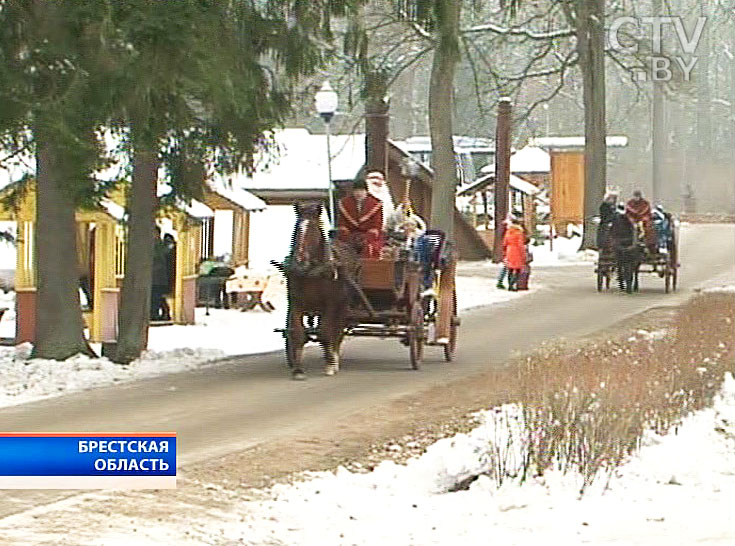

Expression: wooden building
xmin=0 ymin=182 xmax=210 ymax=344
xmin=530 ymin=137 xmax=628 ymax=233
xmin=456 ymin=173 xmax=541 ymax=251
xmin=200 ymin=182 xmax=267 ymax=267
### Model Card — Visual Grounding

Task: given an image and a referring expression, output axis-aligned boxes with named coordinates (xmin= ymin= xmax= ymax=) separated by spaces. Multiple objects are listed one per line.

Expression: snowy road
xmin=0 ymin=223 xmax=732 ymax=521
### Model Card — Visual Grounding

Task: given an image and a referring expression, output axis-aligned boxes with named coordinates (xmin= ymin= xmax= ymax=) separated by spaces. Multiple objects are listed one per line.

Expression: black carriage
xmin=634 ymin=216 xmax=680 ymax=293
xmin=596 ymin=214 xmax=680 ymax=293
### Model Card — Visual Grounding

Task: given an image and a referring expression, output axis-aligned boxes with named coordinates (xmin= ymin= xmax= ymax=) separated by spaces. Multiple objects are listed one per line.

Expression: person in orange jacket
xmin=503 ymin=217 xmax=527 ymax=291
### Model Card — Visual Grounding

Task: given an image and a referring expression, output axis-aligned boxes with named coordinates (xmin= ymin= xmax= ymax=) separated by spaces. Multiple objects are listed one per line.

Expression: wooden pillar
xmin=173 ymin=217 xmax=197 ymax=325
xmin=436 ymin=255 xmax=456 ymax=341
xmin=242 ymin=211 xmax=250 ymax=267
xmin=91 ymin=221 xmax=117 ymax=342
xmin=493 ymin=98 xmax=512 ymax=262
xmin=173 ymin=217 xmax=185 ymax=324
xmin=15 ymin=220 xmax=36 ymax=343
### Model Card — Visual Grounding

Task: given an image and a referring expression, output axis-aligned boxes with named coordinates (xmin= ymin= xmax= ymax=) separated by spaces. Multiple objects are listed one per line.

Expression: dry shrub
xmin=517 ymin=293 xmax=735 ymax=491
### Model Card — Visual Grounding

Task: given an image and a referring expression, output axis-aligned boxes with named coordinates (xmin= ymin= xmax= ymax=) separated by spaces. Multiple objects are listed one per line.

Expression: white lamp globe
xmin=315 ymin=81 xmax=338 ymax=122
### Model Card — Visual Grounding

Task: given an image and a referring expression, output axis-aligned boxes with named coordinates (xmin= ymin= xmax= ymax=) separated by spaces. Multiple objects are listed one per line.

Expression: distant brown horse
xmin=275 ymin=202 xmax=354 ymax=380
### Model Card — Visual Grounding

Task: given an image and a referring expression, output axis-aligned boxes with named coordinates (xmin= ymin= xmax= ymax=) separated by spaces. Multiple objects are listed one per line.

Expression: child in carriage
xmin=653 ymin=204 xmax=672 ymax=253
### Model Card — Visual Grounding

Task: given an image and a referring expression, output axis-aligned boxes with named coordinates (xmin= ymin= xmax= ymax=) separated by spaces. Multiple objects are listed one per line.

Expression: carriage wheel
xmin=444 ymin=289 xmax=458 ymax=362
xmin=408 ymin=302 xmax=424 ymax=370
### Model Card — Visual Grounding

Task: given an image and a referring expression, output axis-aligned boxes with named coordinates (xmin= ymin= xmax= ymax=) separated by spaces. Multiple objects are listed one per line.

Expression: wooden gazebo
xmin=200 ymin=181 xmax=267 ymax=266
xmin=0 ymin=182 xmax=211 ymax=344
xmin=0 ymin=182 xmax=122 ymax=344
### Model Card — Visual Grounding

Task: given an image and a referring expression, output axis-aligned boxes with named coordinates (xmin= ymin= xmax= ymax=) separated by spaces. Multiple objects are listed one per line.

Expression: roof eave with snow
xmin=528 ymin=136 xmax=629 ymax=150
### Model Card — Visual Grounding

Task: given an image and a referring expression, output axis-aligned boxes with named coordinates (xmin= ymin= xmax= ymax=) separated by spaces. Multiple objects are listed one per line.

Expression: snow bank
xmin=201 ymin=373 xmax=735 ymax=545
xmin=531 ymin=236 xmax=598 ymax=266
xmin=703 ymin=284 xmax=735 ymax=294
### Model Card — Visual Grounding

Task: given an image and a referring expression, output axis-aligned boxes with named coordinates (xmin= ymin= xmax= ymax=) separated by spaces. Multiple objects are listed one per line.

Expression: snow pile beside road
xmin=703 ymin=284 xmax=735 ymax=294
xmin=532 ymin=236 xmax=598 ymax=266
xmin=0 ymin=344 xmax=224 ymax=408
xmin=456 ymin=275 xmax=536 ymax=311
xmin=207 ymin=373 xmax=735 ymax=545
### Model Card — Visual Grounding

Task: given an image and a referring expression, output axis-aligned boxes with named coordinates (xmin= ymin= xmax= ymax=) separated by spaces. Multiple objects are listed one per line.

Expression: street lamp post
xmin=315 ymin=81 xmax=338 ymax=227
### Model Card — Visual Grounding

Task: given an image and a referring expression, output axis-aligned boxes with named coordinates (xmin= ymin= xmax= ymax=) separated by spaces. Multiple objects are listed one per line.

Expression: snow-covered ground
xmin=0 ymin=273 xmax=535 ymax=409
xmin=531 ymin=235 xmax=599 ymax=266
xmin=3 ymin=372 xmax=733 ymax=545
xmin=187 ymin=372 xmax=733 ymax=546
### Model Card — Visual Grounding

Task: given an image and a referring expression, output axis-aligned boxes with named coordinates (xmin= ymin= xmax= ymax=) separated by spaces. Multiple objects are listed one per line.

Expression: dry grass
xmin=515 ymin=293 xmax=735 ymax=490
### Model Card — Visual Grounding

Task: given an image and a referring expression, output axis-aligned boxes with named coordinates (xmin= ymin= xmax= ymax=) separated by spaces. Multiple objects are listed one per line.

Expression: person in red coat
xmin=502 ymin=218 xmax=527 ymax=291
xmin=337 ymin=178 xmax=384 ymax=258
xmin=625 ymin=190 xmax=656 ymax=253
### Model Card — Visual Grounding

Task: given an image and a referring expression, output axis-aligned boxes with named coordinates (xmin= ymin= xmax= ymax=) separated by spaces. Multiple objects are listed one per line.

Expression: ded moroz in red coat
xmin=337 ymin=193 xmax=384 ymax=258
xmin=502 ymin=223 xmax=526 ymax=270
xmin=626 ymin=197 xmax=656 ymax=252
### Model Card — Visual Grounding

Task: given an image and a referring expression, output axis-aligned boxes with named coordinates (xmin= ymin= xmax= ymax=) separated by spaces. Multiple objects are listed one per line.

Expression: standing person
xmin=502 ymin=217 xmax=526 ymax=291
xmin=150 ymin=228 xmax=171 ymax=321
xmin=597 ymin=191 xmax=617 ymax=250
xmin=365 ymin=170 xmax=395 ymax=228
xmin=337 ymin=178 xmax=384 ymax=258
xmin=162 ymin=233 xmax=177 ymax=313
xmin=625 ymin=190 xmax=656 ymax=253
xmin=517 ymin=220 xmax=533 ymax=290
xmin=610 ymin=203 xmax=635 ymax=292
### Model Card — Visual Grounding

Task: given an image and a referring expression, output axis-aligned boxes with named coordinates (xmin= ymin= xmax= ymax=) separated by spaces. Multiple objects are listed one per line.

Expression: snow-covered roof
xmin=232 ymin=128 xmax=364 ymax=191
xmin=529 ymin=136 xmax=628 ymax=149
xmin=394 ymin=135 xmax=494 ymax=153
xmin=458 ymin=173 xmax=540 ymax=196
xmin=510 ymin=146 xmax=550 ymax=173
xmin=185 ymin=200 xmax=214 ymax=219
xmin=480 ymin=146 xmax=551 ymax=175
xmin=207 ymin=178 xmax=267 ymax=211
xmin=100 ymin=199 xmax=126 ymax=221
xmin=157 ymin=182 xmax=214 ymax=218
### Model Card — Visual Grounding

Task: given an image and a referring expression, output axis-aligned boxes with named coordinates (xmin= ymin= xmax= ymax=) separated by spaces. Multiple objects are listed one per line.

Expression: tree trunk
xmin=493 ymin=98 xmax=512 ymax=263
xmin=32 ymin=132 xmax=96 ymax=360
xmin=577 ymin=0 xmax=607 ymax=250
xmin=428 ymin=0 xmax=461 ymax=239
xmin=113 ymin=143 xmax=159 ymax=364
xmin=364 ymin=70 xmax=390 ymax=176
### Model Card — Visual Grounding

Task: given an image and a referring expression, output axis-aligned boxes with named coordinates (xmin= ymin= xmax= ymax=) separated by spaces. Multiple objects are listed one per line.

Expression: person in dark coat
xmin=151 ymin=230 xmax=172 ymax=321
xmin=597 ymin=191 xmax=618 ymax=250
xmin=610 ymin=203 xmax=636 ymax=292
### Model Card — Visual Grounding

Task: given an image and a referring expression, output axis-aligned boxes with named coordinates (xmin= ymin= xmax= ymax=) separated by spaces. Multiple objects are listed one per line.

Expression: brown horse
xmin=277 ymin=202 xmax=353 ymax=380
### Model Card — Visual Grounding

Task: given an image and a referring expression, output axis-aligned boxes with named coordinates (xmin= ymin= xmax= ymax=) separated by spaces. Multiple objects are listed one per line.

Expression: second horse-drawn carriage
xmin=596 ymin=212 xmax=680 ymax=293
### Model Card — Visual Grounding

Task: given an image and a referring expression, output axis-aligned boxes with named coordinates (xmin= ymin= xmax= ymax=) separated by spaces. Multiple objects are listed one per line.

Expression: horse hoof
xmin=292 ymin=371 xmax=307 ymax=381
xmin=324 ymin=364 xmax=338 ymax=376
